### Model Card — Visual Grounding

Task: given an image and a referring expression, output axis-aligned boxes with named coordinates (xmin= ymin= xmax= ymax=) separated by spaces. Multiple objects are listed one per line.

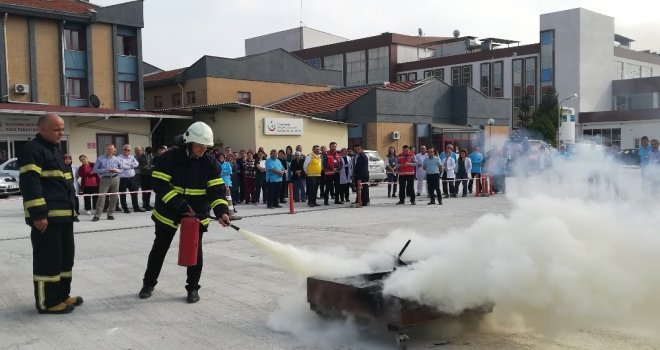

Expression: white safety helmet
xmin=183 ymin=122 xmax=214 ymax=146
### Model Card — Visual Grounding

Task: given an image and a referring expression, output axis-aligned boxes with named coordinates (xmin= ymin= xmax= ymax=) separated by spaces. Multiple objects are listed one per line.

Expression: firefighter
xmin=18 ymin=113 xmax=82 ymax=314
xmin=138 ymin=122 xmax=231 ymax=303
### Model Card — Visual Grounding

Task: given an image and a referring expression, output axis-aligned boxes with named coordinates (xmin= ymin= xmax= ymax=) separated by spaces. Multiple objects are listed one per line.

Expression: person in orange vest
xmin=396 ymin=145 xmax=417 ymax=205
xmin=303 ymin=145 xmax=322 ymax=207
xmin=322 ymin=142 xmax=344 ymax=205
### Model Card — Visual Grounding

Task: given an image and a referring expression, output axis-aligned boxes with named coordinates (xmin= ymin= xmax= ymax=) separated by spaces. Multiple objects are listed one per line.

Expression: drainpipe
xmin=149 ymin=117 xmax=163 ymax=146
xmin=61 ymin=20 xmax=67 ymax=106
xmin=3 ymin=13 xmax=9 ymax=102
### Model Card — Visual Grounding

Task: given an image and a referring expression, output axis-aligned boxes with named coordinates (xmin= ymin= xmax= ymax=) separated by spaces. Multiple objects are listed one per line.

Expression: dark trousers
xmin=426 ymin=173 xmax=442 ymax=203
xmin=267 ymin=181 xmax=281 ymax=207
xmin=31 ymin=223 xmax=74 ymax=310
xmin=387 ymin=173 xmax=398 ymax=197
xmin=468 ymin=172 xmax=481 ymax=193
xmin=140 ymin=173 xmax=153 ymax=208
xmin=324 ymin=173 xmax=341 ymax=203
xmin=339 ymin=183 xmax=350 ymax=202
xmin=255 ymin=176 xmax=267 ymax=203
xmin=243 ymin=177 xmax=255 ymax=203
xmin=398 ymin=175 xmax=415 ymax=203
xmin=279 ymin=180 xmax=289 ymax=202
xmin=119 ymin=177 xmax=140 ymax=210
xmin=143 ymin=223 xmax=205 ymax=292
xmin=494 ymin=175 xmax=506 ymax=193
xmin=82 ymin=186 xmax=99 ymax=211
xmin=357 ymin=181 xmax=369 ymax=204
xmin=319 ymin=173 xmax=326 ymax=198
xmin=306 ymin=177 xmax=319 ymax=205
xmin=292 ymin=178 xmax=306 ymax=202
xmin=456 ymin=174 xmax=469 ymax=196
xmin=442 ymin=171 xmax=455 ymax=197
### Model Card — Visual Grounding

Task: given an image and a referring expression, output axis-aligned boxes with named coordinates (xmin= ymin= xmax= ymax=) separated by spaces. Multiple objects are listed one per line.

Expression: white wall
xmin=302 ymin=27 xmax=347 ymax=49
xmin=245 ymin=28 xmax=303 ymax=56
xmin=578 ymin=9 xmax=615 ymax=113
xmin=578 ymin=120 xmax=660 ymax=149
xmin=66 ymin=116 xmax=150 ymax=162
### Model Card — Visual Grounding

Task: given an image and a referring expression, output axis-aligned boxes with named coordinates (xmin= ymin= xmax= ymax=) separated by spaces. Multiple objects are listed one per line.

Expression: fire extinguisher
xmin=178 ymin=216 xmax=200 ymax=266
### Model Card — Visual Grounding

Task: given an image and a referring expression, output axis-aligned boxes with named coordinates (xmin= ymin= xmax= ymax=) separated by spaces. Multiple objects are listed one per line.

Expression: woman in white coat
xmin=339 ymin=148 xmax=353 ymax=203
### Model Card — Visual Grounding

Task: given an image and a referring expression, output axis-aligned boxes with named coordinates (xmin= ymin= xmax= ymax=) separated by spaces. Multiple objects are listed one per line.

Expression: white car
xmin=363 ymin=150 xmax=387 ymax=185
xmin=0 ymin=158 xmax=19 ymax=187
xmin=0 ymin=172 xmax=19 ymax=198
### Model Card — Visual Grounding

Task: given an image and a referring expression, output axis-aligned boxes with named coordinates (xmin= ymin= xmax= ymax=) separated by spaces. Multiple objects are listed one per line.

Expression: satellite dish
xmin=453 ymin=29 xmax=460 ymax=38
xmin=89 ymin=94 xmax=101 ymax=108
xmin=418 ymin=28 xmax=423 ymax=36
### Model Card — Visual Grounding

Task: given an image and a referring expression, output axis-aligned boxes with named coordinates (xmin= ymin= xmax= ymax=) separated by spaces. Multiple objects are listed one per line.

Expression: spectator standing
xmin=265 ymin=149 xmax=285 ymax=209
xmin=319 ymin=145 xmax=327 ymax=198
xmin=639 ymin=136 xmax=652 ymax=191
xmin=254 ymin=150 xmax=267 ymax=204
xmin=78 ymin=155 xmax=99 ymax=214
xmin=396 ymin=145 xmax=416 ymax=205
xmin=468 ymin=146 xmax=483 ymax=194
xmin=423 ymin=147 xmax=442 ymax=205
xmin=339 ymin=148 xmax=353 ymax=203
xmin=63 ymin=154 xmax=80 ymax=219
xmin=278 ymin=150 xmax=289 ymax=204
xmin=136 ymin=146 xmax=154 ymax=210
xmin=117 ymin=145 xmax=144 ymax=213
xmin=353 ymin=144 xmax=370 ymax=205
xmin=385 ymin=146 xmax=398 ymax=198
xmin=440 ymin=144 xmax=457 ymax=198
xmin=92 ymin=144 xmax=121 ymax=221
xmin=235 ymin=149 xmax=247 ymax=204
xmin=242 ymin=150 xmax=256 ymax=204
xmin=648 ymin=139 xmax=660 ymax=194
xmin=455 ymin=150 xmax=472 ymax=197
xmin=229 ymin=153 xmax=241 ymax=205
xmin=290 ymin=151 xmax=307 ymax=202
xmin=414 ymin=145 xmax=428 ymax=197
xmin=303 ymin=145 xmax=322 ymax=207
xmin=322 ymin=142 xmax=343 ymax=205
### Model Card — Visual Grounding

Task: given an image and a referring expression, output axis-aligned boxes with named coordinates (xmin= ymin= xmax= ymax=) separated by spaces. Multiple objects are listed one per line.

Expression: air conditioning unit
xmin=392 ymin=131 xmax=401 ymax=140
xmin=14 ymin=84 xmax=29 ymax=94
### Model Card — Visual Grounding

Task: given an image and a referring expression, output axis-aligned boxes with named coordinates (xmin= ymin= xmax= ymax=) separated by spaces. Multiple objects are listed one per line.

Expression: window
xmin=462 ymin=65 xmax=472 ymax=86
xmin=398 ymin=73 xmax=408 ymax=82
xmin=451 ymin=67 xmax=460 ymax=86
xmin=305 ymin=58 xmax=321 ymax=69
xmin=345 ymin=50 xmax=366 ymax=86
xmin=642 ymin=66 xmax=653 ymax=78
xmin=186 ymin=91 xmax=196 ymax=105
xmin=525 ymin=57 xmax=536 ymax=107
xmin=119 ymin=35 xmax=137 ymax=56
xmin=119 ymin=81 xmax=137 ymax=102
xmin=96 ymin=134 xmax=128 ymax=158
xmin=434 ymin=68 xmax=444 ymax=81
xmin=582 ymin=128 xmax=621 ymax=146
xmin=540 ymin=30 xmax=555 ymax=95
xmin=66 ymin=78 xmax=87 ymax=99
xmin=424 ymin=70 xmax=433 ymax=79
xmin=64 ymin=28 xmax=85 ymax=51
xmin=613 ymin=61 xmax=624 ymax=80
xmin=480 ymin=63 xmax=490 ymax=96
xmin=154 ymin=96 xmax=163 ymax=109
xmin=171 ymin=93 xmax=181 ymax=107
xmin=624 ymin=63 xmax=641 ymax=79
xmin=237 ymin=91 xmax=251 ymax=104
xmin=367 ymin=47 xmax=389 ymax=84
xmin=407 ymin=72 xmax=417 ymax=81
xmin=492 ymin=62 xmax=503 ymax=97
xmin=512 ymin=59 xmax=523 ymax=126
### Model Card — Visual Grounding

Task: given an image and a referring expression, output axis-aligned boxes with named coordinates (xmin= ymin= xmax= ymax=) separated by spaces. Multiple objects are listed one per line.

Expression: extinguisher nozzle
xmin=230 ymin=224 xmax=240 ymax=231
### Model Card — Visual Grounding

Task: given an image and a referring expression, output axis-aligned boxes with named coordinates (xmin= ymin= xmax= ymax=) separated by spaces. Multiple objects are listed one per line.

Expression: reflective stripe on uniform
xmin=25 ymin=209 xmax=74 ymax=218
xmin=200 ymin=218 xmax=210 ymax=226
xmin=24 ymin=198 xmax=46 ymax=209
xmin=162 ymin=190 xmax=178 ymax=203
xmin=152 ymin=171 xmax=172 ymax=181
xmin=20 ymin=164 xmax=42 ymax=174
xmin=34 ymin=275 xmax=60 ymax=311
xmin=40 ymin=170 xmax=65 ymax=178
xmin=34 ymin=274 xmax=60 ymax=282
xmin=207 ymin=178 xmax=223 ymax=187
xmin=60 ymin=271 xmax=72 ymax=278
xmin=211 ymin=198 xmax=228 ymax=209
xmin=152 ymin=210 xmax=178 ymax=229
xmin=64 ymin=172 xmax=73 ymax=180
xmin=172 ymin=186 xmax=206 ymax=196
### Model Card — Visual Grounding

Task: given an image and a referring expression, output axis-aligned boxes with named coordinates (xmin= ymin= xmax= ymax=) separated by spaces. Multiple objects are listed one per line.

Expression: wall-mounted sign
xmin=0 ymin=116 xmax=39 ymax=135
xmin=263 ymin=117 xmax=303 ymax=135
xmin=87 ymin=142 xmax=96 ymax=149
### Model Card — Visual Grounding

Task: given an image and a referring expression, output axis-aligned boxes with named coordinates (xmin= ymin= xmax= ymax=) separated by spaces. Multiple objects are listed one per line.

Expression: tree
xmin=518 ymin=94 xmax=532 ymax=127
xmin=526 ymin=88 xmax=560 ymax=146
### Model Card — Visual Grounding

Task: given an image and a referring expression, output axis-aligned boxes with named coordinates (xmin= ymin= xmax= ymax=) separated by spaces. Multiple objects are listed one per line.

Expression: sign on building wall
xmin=0 ymin=116 xmax=39 ymax=135
xmin=263 ymin=117 xmax=303 ymax=135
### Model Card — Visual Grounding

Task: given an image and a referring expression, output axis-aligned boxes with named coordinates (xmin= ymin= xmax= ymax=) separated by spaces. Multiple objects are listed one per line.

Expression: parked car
xmin=363 ymin=150 xmax=387 ymax=185
xmin=0 ymin=172 xmax=19 ymax=197
xmin=616 ymin=148 xmax=640 ymax=165
xmin=0 ymin=158 xmax=19 ymax=187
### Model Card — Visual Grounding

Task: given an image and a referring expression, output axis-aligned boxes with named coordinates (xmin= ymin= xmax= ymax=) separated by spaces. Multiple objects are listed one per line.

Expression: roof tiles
xmin=143 ymin=68 xmax=186 ymax=83
xmin=0 ymin=0 xmax=98 ymax=14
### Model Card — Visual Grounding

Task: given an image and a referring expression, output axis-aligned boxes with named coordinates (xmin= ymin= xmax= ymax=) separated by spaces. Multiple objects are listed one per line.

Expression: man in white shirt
xmin=414 ymin=145 xmax=428 ymax=197
xmin=117 ymin=144 xmax=144 ymax=213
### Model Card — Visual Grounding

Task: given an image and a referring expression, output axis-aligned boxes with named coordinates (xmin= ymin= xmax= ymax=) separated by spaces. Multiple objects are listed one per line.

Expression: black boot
xmin=387 ymin=184 xmax=392 ymax=197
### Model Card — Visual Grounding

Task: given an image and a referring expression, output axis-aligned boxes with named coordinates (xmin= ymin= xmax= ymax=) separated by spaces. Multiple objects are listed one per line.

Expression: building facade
xmin=245 ymin=26 xmax=348 ymax=56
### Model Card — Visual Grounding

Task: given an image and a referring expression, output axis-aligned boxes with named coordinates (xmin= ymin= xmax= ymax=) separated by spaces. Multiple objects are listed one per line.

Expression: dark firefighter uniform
xmin=142 ymin=145 xmax=229 ymax=292
xmin=18 ymin=134 xmax=78 ymax=311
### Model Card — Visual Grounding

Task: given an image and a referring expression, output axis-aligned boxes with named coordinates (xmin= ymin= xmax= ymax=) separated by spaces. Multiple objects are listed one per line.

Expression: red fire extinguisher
xmin=178 ymin=217 xmax=200 ymax=266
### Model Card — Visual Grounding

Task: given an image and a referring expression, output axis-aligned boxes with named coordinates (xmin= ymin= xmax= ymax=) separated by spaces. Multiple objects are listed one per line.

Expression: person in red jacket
xmin=77 ymin=155 xmax=100 ymax=214
xmin=396 ymin=145 xmax=417 ymax=205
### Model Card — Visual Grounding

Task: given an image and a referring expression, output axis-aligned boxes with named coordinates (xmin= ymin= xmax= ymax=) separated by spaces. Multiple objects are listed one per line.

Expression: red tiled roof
xmin=0 ymin=0 xmax=98 ymax=14
xmin=268 ymin=81 xmax=420 ymax=115
xmin=144 ymin=68 xmax=186 ymax=83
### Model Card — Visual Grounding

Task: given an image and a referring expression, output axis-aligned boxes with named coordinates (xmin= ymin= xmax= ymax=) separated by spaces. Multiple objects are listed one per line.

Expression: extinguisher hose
xmin=206 ymin=215 xmax=240 ymax=231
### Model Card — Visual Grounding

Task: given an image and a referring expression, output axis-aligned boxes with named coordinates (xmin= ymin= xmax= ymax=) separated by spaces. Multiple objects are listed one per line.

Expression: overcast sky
xmin=93 ymin=0 xmax=660 ymax=71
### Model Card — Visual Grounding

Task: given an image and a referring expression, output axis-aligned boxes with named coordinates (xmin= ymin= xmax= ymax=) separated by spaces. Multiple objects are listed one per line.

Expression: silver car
xmin=364 ymin=150 xmax=387 ymax=185
xmin=0 ymin=158 xmax=19 ymax=186
xmin=0 ymin=172 xmax=20 ymax=198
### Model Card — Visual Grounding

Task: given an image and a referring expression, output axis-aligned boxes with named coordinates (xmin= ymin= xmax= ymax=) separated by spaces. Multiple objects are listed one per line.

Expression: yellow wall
xmin=90 ymin=24 xmax=114 ymax=109
xmin=145 ymin=77 xmax=332 ymax=110
xmin=253 ymin=109 xmax=346 ymax=152
xmin=66 ymin=116 xmax=150 ymax=162
xmin=34 ymin=19 xmax=60 ymax=105
xmin=485 ymin=125 xmax=510 ymax=151
xmin=365 ymin=122 xmax=415 ymax=157
xmin=6 ymin=15 xmax=30 ymax=102
xmin=196 ymin=108 xmax=256 ymax=151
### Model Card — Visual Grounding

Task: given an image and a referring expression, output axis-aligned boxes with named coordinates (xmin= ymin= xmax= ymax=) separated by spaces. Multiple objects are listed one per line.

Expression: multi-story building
xmin=0 ymin=0 xmax=186 ymax=164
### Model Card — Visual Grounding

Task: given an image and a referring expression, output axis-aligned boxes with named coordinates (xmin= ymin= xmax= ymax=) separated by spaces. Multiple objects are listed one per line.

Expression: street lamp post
xmin=557 ymin=93 xmax=578 ymax=146
xmin=487 ymin=118 xmax=495 ymax=151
